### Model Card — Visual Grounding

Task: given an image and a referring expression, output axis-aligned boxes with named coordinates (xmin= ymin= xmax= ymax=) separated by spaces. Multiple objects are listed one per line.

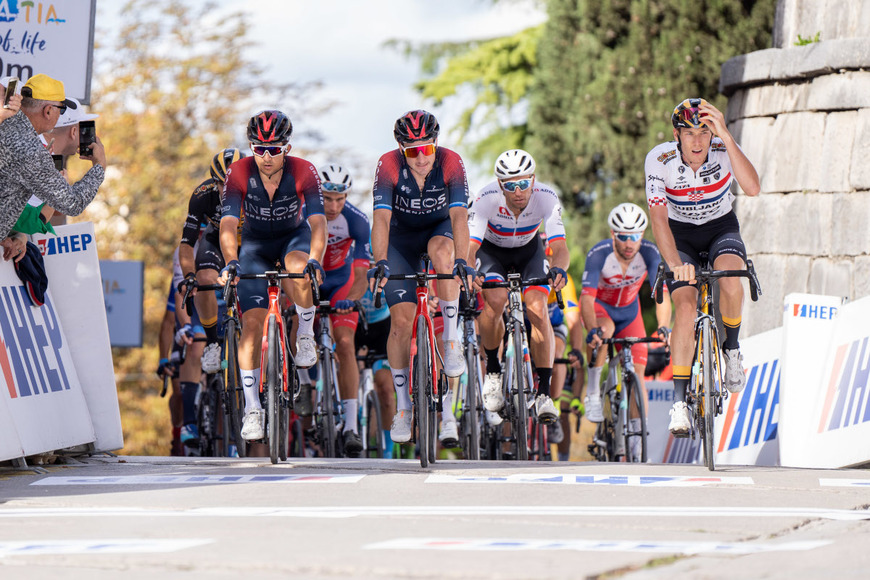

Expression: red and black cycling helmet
xmin=671 ymin=98 xmax=708 ymax=130
xmin=393 ymin=109 xmax=440 ymax=144
xmin=247 ymin=110 xmax=292 ymax=144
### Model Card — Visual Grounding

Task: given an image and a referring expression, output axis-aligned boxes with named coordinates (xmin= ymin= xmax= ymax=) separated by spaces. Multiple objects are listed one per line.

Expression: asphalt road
xmin=1 ymin=456 xmax=869 ymax=579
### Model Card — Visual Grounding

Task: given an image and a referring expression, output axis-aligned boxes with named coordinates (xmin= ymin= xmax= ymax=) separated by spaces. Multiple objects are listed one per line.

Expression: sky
xmin=97 ymin=0 xmax=547 ymax=200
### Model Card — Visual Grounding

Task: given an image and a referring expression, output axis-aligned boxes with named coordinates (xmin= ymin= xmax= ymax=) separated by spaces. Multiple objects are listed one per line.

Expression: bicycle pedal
xmin=672 ymin=430 xmax=690 ymax=439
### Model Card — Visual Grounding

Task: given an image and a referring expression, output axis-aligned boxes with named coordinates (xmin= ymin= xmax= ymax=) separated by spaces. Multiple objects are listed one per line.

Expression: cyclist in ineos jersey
xmin=218 ymin=110 xmax=327 ymax=442
xmin=468 ymin=149 xmax=569 ymax=425
xmin=645 ymin=98 xmax=760 ymax=435
xmin=368 ymin=109 xmax=472 ymax=447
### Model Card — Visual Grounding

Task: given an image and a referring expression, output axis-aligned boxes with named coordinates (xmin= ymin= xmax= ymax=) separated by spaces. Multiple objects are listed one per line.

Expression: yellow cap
xmin=22 ymin=74 xmax=76 ymax=109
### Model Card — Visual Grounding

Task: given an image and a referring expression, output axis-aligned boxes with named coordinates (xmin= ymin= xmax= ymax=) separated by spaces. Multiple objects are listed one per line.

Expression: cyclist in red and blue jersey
xmin=177 ymin=148 xmax=244 ymax=375
xmin=582 ymin=204 xmax=671 ymax=445
xmin=468 ymin=149 xmax=569 ymax=425
xmin=645 ymin=98 xmax=760 ymax=436
xmin=317 ymin=164 xmax=372 ymax=456
xmin=368 ymin=109 xmax=471 ymax=447
xmin=218 ymin=110 xmax=327 ymax=442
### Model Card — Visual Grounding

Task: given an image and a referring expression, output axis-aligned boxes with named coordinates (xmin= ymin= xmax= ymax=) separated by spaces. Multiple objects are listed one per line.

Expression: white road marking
xmin=1 ymin=506 xmax=868 ymax=521
xmin=364 ymin=537 xmax=831 ymax=554
xmin=0 ymin=539 xmax=211 ymax=557
xmin=30 ymin=474 xmax=365 ymax=486
xmin=819 ymin=478 xmax=870 ymax=487
xmin=425 ymin=474 xmax=755 ymax=486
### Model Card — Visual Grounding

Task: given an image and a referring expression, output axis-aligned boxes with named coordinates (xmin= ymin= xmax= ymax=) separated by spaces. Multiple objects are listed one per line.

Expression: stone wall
xmin=719 ymin=0 xmax=870 ymax=336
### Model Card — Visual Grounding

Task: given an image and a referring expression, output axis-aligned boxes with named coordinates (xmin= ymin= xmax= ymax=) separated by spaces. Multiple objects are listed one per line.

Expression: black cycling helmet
xmin=210 ymin=148 xmax=245 ymax=182
xmin=393 ymin=109 xmax=439 ymax=144
xmin=247 ymin=110 xmax=292 ymax=144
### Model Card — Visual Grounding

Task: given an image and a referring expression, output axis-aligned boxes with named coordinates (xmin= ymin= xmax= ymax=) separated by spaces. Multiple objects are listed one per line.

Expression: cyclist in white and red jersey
xmin=317 ymin=164 xmax=372 ymax=456
xmin=645 ymin=98 xmax=760 ymax=436
xmin=468 ymin=149 xmax=568 ymax=425
xmin=582 ymin=204 xmax=671 ymax=450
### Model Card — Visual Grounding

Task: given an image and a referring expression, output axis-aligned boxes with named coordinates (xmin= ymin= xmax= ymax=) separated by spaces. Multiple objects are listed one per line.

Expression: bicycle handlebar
xmin=314 ymin=300 xmax=369 ymax=334
xmin=481 ymin=275 xmax=565 ymax=309
xmin=372 ymin=271 xmax=456 ymax=309
xmin=651 ymin=260 xmax=762 ymax=304
xmin=591 ymin=335 xmax=667 ymax=365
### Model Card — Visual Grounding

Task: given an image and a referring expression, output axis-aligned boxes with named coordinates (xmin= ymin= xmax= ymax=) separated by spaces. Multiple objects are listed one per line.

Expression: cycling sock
xmin=485 ymin=347 xmax=501 ymax=374
xmin=441 ymin=390 xmax=455 ymax=422
xmin=440 ymin=298 xmax=459 ymax=343
xmin=342 ymin=399 xmax=358 ymax=433
xmin=587 ymin=366 xmax=603 ymax=399
xmin=241 ymin=368 xmax=262 ymax=412
xmin=180 ymin=381 xmax=198 ymax=425
xmin=673 ymin=365 xmax=691 ymax=403
xmin=201 ymin=314 xmax=219 ymax=344
xmin=537 ymin=367 xmax=552 ymax=397
xmin=297 ymin=304 xmax=316 ymax=337
xmin=391 ymin=367 xmax=411 ymax=410
xmin=722 ymin=315 xmax=741 ymax=350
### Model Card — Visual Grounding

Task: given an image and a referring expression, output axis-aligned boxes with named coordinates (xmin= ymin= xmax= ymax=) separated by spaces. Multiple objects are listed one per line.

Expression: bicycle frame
xmin=259 ymin=277 xmax=290 ymax=399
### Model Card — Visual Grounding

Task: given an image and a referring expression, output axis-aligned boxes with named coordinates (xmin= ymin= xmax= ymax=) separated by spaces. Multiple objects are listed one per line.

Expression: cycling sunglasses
xmin=615 ymin=233 xmax=643 ymax=242
xmin=322 ymin=182 xmax=349 ymax=193
xmin=402 ymin=143 xmax=436 ymax=158
xmin=500 ymin=178 xmax=533 ymax=192
xmin=251 ymin=143 xmax=289 ymax=157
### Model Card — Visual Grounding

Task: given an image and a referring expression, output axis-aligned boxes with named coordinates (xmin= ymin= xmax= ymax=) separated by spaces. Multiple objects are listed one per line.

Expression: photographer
xmin=0 ymin=74 xmax=106 ymax=254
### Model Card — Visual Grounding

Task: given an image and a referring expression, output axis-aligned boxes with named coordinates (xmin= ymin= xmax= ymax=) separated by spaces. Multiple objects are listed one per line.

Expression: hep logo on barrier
xmin=0 ymin=286 xmax=71 ymax=399
xmin=36 ymin=233 xmax=93 ymax=256
xmin=818 ymin=336 xmax=870 ymax=433
xmin=717 ymin=360 xmax=780 ymax=453
xmin=790 ymin=303 xmax=838 ymax=320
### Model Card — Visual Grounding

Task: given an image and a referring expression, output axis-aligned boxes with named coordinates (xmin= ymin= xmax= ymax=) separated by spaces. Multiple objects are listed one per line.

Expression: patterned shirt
xmin=0 ymin=111 xmax=104 ymax=240
xmin=468 ymin=180 xmax=565 ymax=248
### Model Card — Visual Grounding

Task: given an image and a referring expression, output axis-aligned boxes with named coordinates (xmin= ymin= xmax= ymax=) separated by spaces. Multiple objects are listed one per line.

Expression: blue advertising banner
xmin=100 ymin=260 xmax=143 ymax=348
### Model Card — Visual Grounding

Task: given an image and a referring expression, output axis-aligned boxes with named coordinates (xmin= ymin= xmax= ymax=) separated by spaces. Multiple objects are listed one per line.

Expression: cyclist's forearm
xmin=348 ymin=267 xmax=368 ymax=301
xmin=371 ymin=209 xmax=391 ymax=262
xmin=649 ymin=207 xmax=681 ymax=268
xmin=449 ymin=206 xmax=470 ymax=263
xmin=655 ymin=298 xmax=672 ymax=329
xmin=467 ymin=240 xmax=479 ymax=266
xmin=178 ymin=243 xmax=195 ymax=276
xmin=723 ymin=138 xmax=761 ymax=197
xmin=308 ymin=214 xmax=327 ymax=263
xmin=580 ymin=295 xmax=598 ymax=333
xmin=549 ymin=239 xmax=570 ymax=271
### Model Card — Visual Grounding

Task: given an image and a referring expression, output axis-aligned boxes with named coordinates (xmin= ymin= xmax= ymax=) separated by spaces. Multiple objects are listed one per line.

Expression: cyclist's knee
xmin=197 ymin=268 xmax=218 ymax=285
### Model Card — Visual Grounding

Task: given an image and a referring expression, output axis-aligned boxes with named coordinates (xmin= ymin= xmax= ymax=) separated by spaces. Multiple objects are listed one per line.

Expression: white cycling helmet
xmin=320 ymin=164 xmax=352 ymax=193
xmin=608 ymin=202 xmax=648 ymax=233
xmin=494 ymin=149 xmax=536 ymax=180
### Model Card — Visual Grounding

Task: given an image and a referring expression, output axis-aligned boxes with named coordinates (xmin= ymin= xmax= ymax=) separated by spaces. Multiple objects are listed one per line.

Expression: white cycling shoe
xmin=535 ymin=394 xmax=558 ymax=425
xmin=241 ymin=409 xmax=265 ymax=441
xmin=390 ymin=410 xmax=412 ymax=443
xmin=201 ymin=342 xmax=222 ymax=374
xmin=583 ymin=395 xmax=604 ymax=423
xmin=668 ymin=401 xmax=690 ymax=437
xmin=482 ymin=372 xmax=505 ymax=412
xmin=442 ymin=340 xmax=466 ymax=378
xmin=438 ymin=419 xmax=459 ymax=448
xmin=723 ymin=347 xmax=747 ymax=394
xmin=295 ymin=335 xmax=317 ymax=369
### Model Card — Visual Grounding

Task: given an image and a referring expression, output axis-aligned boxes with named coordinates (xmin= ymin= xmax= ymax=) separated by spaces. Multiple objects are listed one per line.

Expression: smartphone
xmin=3 ymin=77 xmax=19 ymax=108
xmin=79 ymin=119 xmax=96 ymax=156
xmin=52 ymin=154 xmax=64 ymax=172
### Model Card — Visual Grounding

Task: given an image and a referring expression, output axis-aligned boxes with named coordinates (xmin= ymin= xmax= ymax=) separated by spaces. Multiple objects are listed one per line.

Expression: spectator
xmin=0 ymin=73 xmax=106 ymax=253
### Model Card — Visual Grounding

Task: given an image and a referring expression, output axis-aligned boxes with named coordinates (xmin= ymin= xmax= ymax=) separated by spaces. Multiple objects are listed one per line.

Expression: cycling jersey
xmin=645 ymin=137 xmax=737 ymax=225
xmin=181 ymin=178 xmax=222 ymax=247
xmin=372 ymin=147 xmax=468 ymax=229
xmin=222 ymin=156 xmax=323 ymax=239
xmin=468 ymin=181 xmax=565 ymax=248
xmin=581 ymin=239 xmax=662 ymax=308
xmin=324 ymin=201 xmax=372 ymax=272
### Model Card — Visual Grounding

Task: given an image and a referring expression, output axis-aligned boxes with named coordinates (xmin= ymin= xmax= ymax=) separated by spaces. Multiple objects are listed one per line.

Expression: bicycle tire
xmin=223 ymin=317 xmax=246 ymax=458
xmin=321 ymin=353 xmax=338 ymax=458
xmin=278 ymin=337 xmax=289 ymax=462
xmin=463 ymin=342 xmax=481 ymax=460
xmin=511 ymin=322 xmax=529 ymax=461
xmin=364 ymin=390 xmax=384 ymax=459
xmin=701 ymin=318 xmax=716 ymax=471
xmin=414 ymin=315 xmax=430 ymax=468
xmin=210 ymin=375 xmax=229 ymax=457
xmin=266 ymin=316 xmax=281 ymax=464
xmin=623 ymin=371 xmax=648 ymax=463
xmin=289 ymin=417 xmax=304 ymax=457
xmin=428 ymin=371 xmax=440 ymax=464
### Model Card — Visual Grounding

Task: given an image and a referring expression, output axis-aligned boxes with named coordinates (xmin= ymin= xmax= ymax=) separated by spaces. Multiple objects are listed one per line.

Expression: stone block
xmin=784 ymin=254 xmax=812 ymax=297
xmin=776 ymin=192 xmax=832 ymax=255
xmin=819 ymin=111 xmax=857 ymax=193
xmin=737 ymin=83 xmax=812 ymax=118
xmin=850 ymin=109 xmax=870 ymax=190
xmin=808 ymin=258 xmax=852 ymax=299
xmin=808 ymin=72 xmax=870 ymax=111
xmin=761 ymin=112 xmax=825 ymax=193
xmin=742 ymin=253 xmax=786 ymax=337
xmin=731 ymin=117 xmax=774 ymax=181
xmin=719 ymin=49 xmax=778 ymax=95
xmin=853 ymin=256 xmax=870 ymax=300
xmin=736 ymin=193 xmax=782 ymax=254
xmin=831 ymin=193 xmax=870 ymax=257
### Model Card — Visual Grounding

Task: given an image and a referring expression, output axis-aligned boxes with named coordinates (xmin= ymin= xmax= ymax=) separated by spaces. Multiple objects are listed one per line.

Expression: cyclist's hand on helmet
xmin=367 ymin=260 xmax=389 ymax=293
xmin=671 ymin=262 xmax=696 ymax=284
xmin=586 ymin=327 xmax=603 ymax=350
xmin=548 ymin=266 xmax=568 ymax=291
xmin=698 ymin=101 xmax=727 ymax=138
xmin=177 ymin=272 xmax=198 ymax=297
xmin=452 ymin=258 xmax=475 ymax=292
xmin=174 ymin=323 xmax=194 ymax=347
xmin=218 ymin=260 xmax=240 ymax=286
xmin=655 ymin=326 xmax=671 ymax=345
xmin=334 ymin=299 xmax=355 ymax=313
xmin=305 ymin=259 xmax=325 ymax=285
xmin=156 ymin=358 xmax=177 ymax=379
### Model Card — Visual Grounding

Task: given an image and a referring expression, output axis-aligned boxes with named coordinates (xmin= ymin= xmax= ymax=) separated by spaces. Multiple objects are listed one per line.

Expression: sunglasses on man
xmin=402 ymin=143 xmax=436 ymax=159
xmin=251 ymin=143 xmax=289 ymax=157
xmin=500 ymin=178 xmax=533 ymax=192
xmin=615 ymin=232 xmax=643 ymax=242
xmin=322 ymin=182 xmax=349 ymax=193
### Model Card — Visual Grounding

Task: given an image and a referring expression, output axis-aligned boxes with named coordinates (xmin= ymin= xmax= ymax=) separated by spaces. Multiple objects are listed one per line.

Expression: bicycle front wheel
xmin=266 ymin=316 xmax=282 ymax=464
xmin=623 ymin=371 xmax=648 ymax=463
xmin=463 ymin=341 xmax=481 ymax=460
xmin=223 ymin=317 xmax=246 ymax=458
xmin=511 ymin=322 xmax=529 ymax=461
xmin=364 ymin=390 xmax=384 ymax=459
xmin=321 ymin=354 xmax=338 ymax=458
xmin=414 ymin=315 xmax=430 ymax=468
xmin=700 ymin=318 xmax=716 ymax=471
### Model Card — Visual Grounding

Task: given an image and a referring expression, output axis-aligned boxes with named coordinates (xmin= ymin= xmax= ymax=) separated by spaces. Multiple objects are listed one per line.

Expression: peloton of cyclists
xmin=645 ymin=98 xmax=760 ymax=436
xmin=468 ymin=149 xmax=569 ymax=425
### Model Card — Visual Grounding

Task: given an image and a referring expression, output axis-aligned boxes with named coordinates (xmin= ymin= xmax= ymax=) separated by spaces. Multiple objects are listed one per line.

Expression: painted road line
xmin=0 ymin=539 xmax=211 ymax=557
xmin=425 ymin=474 xmax=754 ymax=486
xmin=364 ymin=538 xmax=831 ymax=554
xmin=819 ymin=478 xmax=870 ymax=487
xmin=1 ymin=506 xmax=868 ymax=521
xmin=31 ymin=474 xmax=365 ymax=486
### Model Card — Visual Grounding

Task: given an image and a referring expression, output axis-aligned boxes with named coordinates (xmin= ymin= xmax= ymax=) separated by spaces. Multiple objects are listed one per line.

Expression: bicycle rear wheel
xmin=511 ymin=323 xmax=529 ymax=461
xmin=700 ymin=318 xmax=716 ymax=471
xmin=622 ymin=371 xmax=648 ymax=463
xmin=223 ymin=317 xmax=246 ymax=458
xmin=321 ymin=354 xmax=338 ymax=458
xmin=364 ymin=390 xmax=384 ymax=458
xmin=266 ymin=316 xmax=282 ymax=464
xmin=414 ymin=315 xmax=430 ymax=468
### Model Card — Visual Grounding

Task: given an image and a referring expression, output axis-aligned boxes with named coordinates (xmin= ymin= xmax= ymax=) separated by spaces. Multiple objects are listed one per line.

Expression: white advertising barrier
xmin=796 ymin=295 xmax=870 ymax=468
xmin=31 ymin=223 xmax=123 ymax=452
xmin=0 ymin=264 xmax=94 ymax=460
xmin=0 ymin=0 xmax=96 ymax=103
xmin=713 ymin=327 xmax=782 ymax=466
xmin=779 ymin=293 xmax=844 ymax=467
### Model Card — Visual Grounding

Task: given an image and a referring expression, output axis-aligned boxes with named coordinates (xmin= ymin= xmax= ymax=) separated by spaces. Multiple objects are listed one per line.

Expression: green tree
xmin=69 ymin=0 xmax=321 ymax=454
